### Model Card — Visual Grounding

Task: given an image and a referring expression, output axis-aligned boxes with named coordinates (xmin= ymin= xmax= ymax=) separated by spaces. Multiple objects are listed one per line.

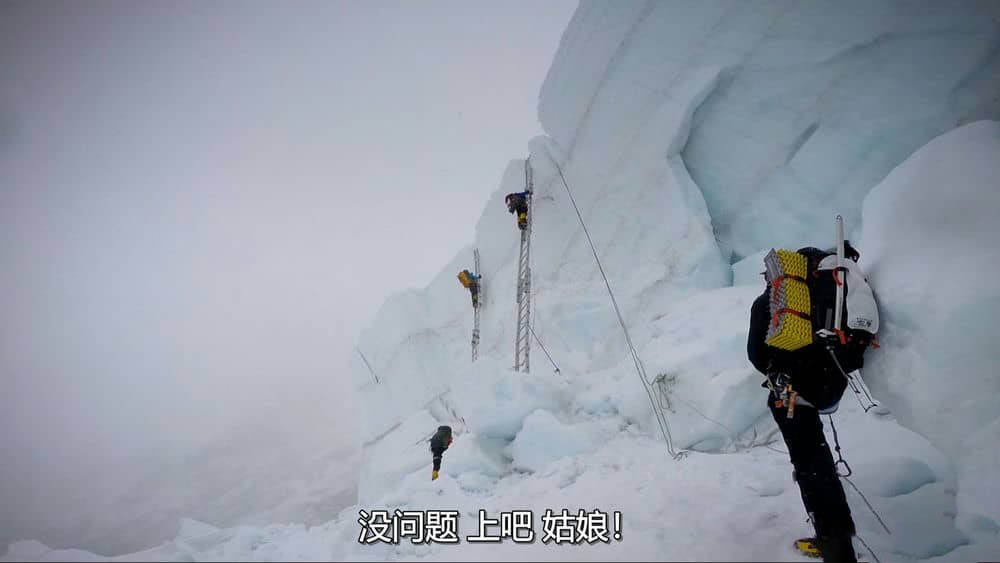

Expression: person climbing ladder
xmin=457 ymin=269 xmax=481 ymax=308
xmin=505 ymin=191 xmax=530 ymax=230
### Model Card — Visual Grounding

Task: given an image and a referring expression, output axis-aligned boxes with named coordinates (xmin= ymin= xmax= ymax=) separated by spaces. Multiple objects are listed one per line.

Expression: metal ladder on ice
xmin=472 ymin=248 xmax=482 ymax=362
xmin=514 ymin=158 xmax=533 ymax=372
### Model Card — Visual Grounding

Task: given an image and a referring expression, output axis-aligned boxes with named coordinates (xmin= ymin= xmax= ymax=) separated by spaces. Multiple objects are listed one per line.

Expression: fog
xmin=0 ymin=0 xmax=575 ymax=553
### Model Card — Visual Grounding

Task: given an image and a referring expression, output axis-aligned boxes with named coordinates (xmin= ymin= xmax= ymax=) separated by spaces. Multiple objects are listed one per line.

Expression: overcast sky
xmin=0 ymin=0 xmax=576 ymax=545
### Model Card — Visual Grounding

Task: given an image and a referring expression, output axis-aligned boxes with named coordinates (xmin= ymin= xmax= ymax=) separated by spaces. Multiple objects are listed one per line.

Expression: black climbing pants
xmin=769 ymin=395 xmax=857 ymax=561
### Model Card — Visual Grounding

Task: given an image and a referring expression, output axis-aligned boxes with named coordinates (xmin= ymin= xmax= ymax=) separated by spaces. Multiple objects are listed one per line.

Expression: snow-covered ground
xmin=7 ymin=2 xmax=1000 ymax=561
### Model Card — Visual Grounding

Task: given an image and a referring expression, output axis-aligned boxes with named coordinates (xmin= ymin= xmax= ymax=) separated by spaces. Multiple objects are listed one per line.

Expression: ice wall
xmin=859 ymin=120 xmax=1000 ymax=530
xmin=353 ymin=40 xmax=735 ymax=452
xmin=354 ymin=0 xmax=1000 ymax=518
xmin=541 ymin=0 xmax=1000 ymax=262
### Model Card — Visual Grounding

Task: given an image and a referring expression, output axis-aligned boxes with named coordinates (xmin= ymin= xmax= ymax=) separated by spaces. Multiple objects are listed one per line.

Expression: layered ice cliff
xmin=7 ymin=2 xmax=1000 ymax=561
xmin=354 ymin=0 xmax=1000 ymax=505
xmin=347 ymin=1 xmax=1000 ymax=559
xmin=543 ymin=1 xmax=1000 ymax=260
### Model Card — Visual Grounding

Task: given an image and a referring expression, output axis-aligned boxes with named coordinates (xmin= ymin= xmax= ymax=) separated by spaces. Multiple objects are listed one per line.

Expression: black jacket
xmin=505 ymin=192 xmax=529 ymax=214
xmin=430 ymin=426 xmax=452 ymax=455
xmin=430 ymin=426 xmax=452 ymax=472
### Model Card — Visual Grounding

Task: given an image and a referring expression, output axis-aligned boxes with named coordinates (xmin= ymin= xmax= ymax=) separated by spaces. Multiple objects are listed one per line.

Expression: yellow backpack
xmin=763 ymin=249 xmax=812 ymax=351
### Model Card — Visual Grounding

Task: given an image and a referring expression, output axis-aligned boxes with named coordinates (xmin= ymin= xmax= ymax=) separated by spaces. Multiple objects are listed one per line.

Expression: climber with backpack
xmin=747 ymin=220 xmax=879 ymax=563
xmin=504 ymin=191 xmax=530 ymax=231
xmin=457 ymin=269 xmax=481 ymax=309
xmin=429 ymin=425 xmax=453 ymax=481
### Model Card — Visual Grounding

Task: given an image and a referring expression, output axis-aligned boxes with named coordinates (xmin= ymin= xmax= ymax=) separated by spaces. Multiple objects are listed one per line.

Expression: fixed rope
xmin=356 ymin=347 xmax=380 ymax=384
xmin=843 ymin=474 xmax=892 ymax=536
xmin=826 ymin=413 xmax=890 ymax=563
xmin=544 ymin=150 xmax=680 ymax=459
xmin=854 ymin=533 xmax=883 ymax=563
xmin=528 ymin=323 xmax=561 ymax=374
xmin=829 ymin=414 xmax=892 ymax=536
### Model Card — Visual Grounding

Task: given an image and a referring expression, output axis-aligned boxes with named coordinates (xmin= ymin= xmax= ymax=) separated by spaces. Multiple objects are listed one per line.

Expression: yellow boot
xmin=794 ymin=538 xmax=821 ymax=558
xmin=431 ymin=470 xmax=439 ymax=481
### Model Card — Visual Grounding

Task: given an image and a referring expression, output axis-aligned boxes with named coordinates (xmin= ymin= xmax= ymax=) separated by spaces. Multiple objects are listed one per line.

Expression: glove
xmin=431 ymin=470 xmax=439 ymax=481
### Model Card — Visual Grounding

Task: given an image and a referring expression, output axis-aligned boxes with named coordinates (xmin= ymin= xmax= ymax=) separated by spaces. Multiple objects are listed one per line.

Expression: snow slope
xmin=7 ymin=2 xmax=1000 ymax=561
